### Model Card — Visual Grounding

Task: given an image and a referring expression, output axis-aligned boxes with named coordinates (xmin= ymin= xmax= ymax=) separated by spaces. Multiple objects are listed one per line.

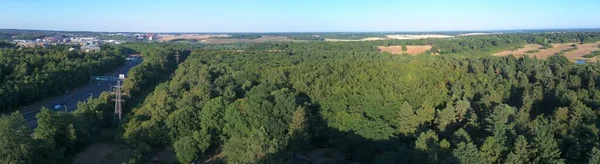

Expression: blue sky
xmin=0 ymin=0 xmax=599 ymax=32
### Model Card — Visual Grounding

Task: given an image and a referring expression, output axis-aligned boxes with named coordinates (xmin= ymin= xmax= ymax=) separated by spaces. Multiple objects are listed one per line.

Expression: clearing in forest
xmin=378 ymin=45 xmax=433 ymax=55
xmin=494 ymin=42 xmax=600 ymax=61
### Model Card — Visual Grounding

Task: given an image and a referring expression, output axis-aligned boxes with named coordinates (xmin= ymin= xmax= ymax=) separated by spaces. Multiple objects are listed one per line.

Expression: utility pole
xmin=175 ymin=51 xmax=181 ymax=63
xmin=112 ymin=74 xmax=125 ymax=121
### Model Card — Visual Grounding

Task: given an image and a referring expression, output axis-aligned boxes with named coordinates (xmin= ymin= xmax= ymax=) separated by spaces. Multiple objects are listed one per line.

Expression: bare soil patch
xmin=494 ymin=44 xmax=543 ymax=56
xmin=324 ymin=37 xmax=386 ymax=42
xmin=564 ymin=43 xmax=600 ymax=61
xmin=386 ymin=34 xmax=454 ymax=40
xmin=378 ymin=45 xmax=433 ymax=55
xmin=72 ymin=142 xmax=133 ymax=164
xmin=494 ymin=42 xmax=600 ymax=61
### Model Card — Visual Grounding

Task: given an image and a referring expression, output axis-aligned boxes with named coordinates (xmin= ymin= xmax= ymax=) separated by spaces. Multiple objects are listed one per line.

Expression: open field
xmin=325 ymin=34 xmax=455 ymax=42
xmin=159 ymin=34 xmax=229 ymax=42
xmin=564 ymin=43 xmax=600 ymax=61
xmin=493 ymin=44 xmax=543 ymax=56
xmin=386 ymin=34 xmax=454 ymax=40
xmin=378 ymin=45 xmax=433 ymax=55
xmin=458 ymin=33 xmax=497 ymax=36
xmin=325 ymin=37 xmax=387 ymax=42
xmin=201 ymin=36 xmax=299 ymax=43
xmin=494 ymin=42 xmax=600 ymax=61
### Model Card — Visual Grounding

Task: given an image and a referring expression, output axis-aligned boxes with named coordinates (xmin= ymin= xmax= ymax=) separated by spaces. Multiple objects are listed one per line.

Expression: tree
xmin=173 ymin=130 xmax=210 ymax=164
xmin=414 ymin=130 xmax=450 ymax=163
xmin=397 ymin=101 xmax=420 ymax=135
xmin=505 ymin=135 xmax=532 ymax=164
xmin=223 ymin=128 xmax=280 ymax=163
xmin=589 ymin=147 xmax=600 ymax=164
xmin=531 ymin=117 xmax=564 ymax=163
xmin=436 ymin=105 xmax=456 ymax=132
xmin=451 ymin=142 xmax=487 ymax=164
xmin=0 ymin=112 xmax=32 ymax=163
xmin=287 ymin=106 xmax=310 ymax=152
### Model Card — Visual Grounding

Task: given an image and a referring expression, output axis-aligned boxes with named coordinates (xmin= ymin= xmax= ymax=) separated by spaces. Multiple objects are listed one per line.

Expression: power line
xmin=175 ymin=51 xmax=181 ymax=63
xmin=112 ymin=75 xmax=125 ymax=121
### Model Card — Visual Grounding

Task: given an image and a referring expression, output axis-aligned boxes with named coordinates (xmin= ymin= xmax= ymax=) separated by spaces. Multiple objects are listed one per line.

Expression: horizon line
xmin=1 ymin=27 xmax=600 ymax=34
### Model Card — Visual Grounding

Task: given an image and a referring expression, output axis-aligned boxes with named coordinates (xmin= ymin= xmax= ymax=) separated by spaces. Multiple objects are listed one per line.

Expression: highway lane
xmin=21 ymin=56 xmax=143 ymax=129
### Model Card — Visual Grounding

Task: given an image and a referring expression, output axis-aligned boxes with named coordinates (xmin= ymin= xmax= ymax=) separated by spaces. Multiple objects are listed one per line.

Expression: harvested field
xmin=378 ymin=45 xmax=432 ymax=55
xmin=386 ymin=34 xmax=454 ymax=40
xmin=564 ymin=43 xmax=600 ymax=61
xmin=201 ymin=36 xmax=298 ymax=44
xmin=324 ymin=35 xmax=453 ymax=42
xmin=494 ymin=42 xmax=600 ymax=61
xmin=159 ymin=34 xmax=228 ymax=42
xmin=325 ymin=37 xmax=386 ymax=42
xmin=494 ymin=44 xmax=543 ymax=56
xmin=458 ymin=33 xmax=497 ymax=36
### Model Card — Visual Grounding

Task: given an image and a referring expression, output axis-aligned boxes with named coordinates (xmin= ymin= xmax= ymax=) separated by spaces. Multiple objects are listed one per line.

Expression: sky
xmin=0 ymin=0 xmax=599 ymax=32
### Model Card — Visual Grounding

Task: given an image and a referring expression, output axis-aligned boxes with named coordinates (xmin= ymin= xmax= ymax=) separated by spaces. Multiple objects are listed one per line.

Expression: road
xmin=20 ymin=56 xmax=143 ymax=129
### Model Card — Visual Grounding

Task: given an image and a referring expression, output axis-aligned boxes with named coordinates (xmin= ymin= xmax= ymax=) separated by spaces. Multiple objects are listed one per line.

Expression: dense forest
xmin=118 ymin=49 xmax=600 ymax=163
xmin=2 ymin=32 xmax=600 ymax=163
xmin=0 ymin=46 xmax=130 ymax=112
xmin=118 ymin=33 xmax=600 ymax=163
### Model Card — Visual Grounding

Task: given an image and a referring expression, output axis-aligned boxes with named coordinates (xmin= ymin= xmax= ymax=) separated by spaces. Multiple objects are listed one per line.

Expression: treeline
xmin=217 ymin=34 xmax=262 ymax=40
xmin=287 ymin=35 xmax=325 ymax=41
xmin=524 ymin=32 xmax=600 ymax=44
xmin=0 ymin=41 xmax=14 ymax=48
xmin=320 ymin=33 xmax=387 ymax=40
xmin=0 ymin=46 xmax=128 ymax=112
xmin=123 ymin=35 xmax=600 ymax=163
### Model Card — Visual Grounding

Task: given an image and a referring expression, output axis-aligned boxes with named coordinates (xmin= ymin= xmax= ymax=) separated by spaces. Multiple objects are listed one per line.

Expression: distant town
xmin=4 ymin=31 xmax=208 ymax=52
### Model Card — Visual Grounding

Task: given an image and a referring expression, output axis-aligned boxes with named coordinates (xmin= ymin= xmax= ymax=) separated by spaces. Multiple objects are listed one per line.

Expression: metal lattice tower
xmin=175 ymin=51 xmax=181 ymax=63
xmin=112 ymin=79 xmax=124 ymax=121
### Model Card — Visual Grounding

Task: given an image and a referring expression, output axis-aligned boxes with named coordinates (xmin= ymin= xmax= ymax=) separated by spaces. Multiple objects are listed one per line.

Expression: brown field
xmin=201 ymin=36 xmax=299 ymax=44
xmin=159 ymin=35 xmax=227 ymax=42
xmin=386 ymin=34 xmax=454 ymax=40
xmin=325 ymin=37 xmax=387 ymax=42
xmin=325 ymin=35 xmax=454 ymax=42
xmin=564 ymin=43 xmax=600 ymax=61
xmin=494 ymin=42 xmax=600 ymax=61
xmin=493 ymin=44 xmax=543 ymax=56
xmin=378 ymin=45 xmax=433 ymax=55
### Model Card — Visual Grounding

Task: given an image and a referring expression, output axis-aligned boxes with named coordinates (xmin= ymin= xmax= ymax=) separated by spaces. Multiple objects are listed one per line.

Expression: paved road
xmin=20 ymin=56 xmax=143 ymax=129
